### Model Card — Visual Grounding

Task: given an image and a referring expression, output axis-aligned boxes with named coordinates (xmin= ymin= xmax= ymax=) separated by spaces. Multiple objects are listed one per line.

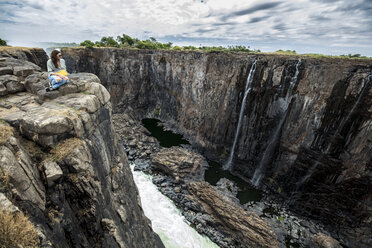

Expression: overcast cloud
xmin=0 ymin=0 xmax=371 ymax=55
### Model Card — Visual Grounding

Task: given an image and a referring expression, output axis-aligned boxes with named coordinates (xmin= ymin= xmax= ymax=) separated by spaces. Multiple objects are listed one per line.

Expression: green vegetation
xmin=0 ymin=38 xmax=7 ymax=46
xmin=79 ymin=34 xmax=258 ymax=53
xmin=78 ymin=34 xmax=371 ymax=59
xmin=274 ymin=49 xmax=297 ymax=54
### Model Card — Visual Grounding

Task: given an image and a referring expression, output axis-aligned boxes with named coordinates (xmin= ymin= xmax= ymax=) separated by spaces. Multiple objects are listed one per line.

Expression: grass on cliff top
xmin=49 ymin=138 xmax=84 ymax=162
xmin=0 ymin=210 xmax=39 ymax=248
xmin=0 ymin=46 xmax=39 ymax=52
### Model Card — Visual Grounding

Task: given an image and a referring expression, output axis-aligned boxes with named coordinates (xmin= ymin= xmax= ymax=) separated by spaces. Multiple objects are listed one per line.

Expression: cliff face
xmin=0 ymin=49 xmax=164 ymax=248
xmin=63 ymin=47 xmax=372 ymax=247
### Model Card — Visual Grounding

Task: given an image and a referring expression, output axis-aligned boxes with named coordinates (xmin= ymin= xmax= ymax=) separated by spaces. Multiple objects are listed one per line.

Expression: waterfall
xmin=130 ymin=164 xmax=218 ymax=248
xmin=251 ymin=60 xmax=301 ymax=186
xmin=223 ymin=60 xmax=257 ymax=170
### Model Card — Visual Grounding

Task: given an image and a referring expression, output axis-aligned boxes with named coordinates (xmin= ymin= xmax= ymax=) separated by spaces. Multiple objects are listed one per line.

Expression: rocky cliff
xmin=63 ymin=47 xmax=372 ymax=248
xmin=0 ymin=49 xmax=164 ymax=248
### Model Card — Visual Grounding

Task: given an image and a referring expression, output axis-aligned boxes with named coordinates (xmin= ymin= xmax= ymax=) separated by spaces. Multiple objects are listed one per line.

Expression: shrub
xmin=117 ymin=34 xmax=135 ymax=46
xmin=0 ymin=38 xmax=7 ymax=46
xmin=97 ymin=36 xmax=119 ymax=47
xmin=0 ymin=210 xmax=39 ymax=248
xmin=80 ymin=40 xmax=95 ymax=48
xmin=49 ymin=138 xmax=83 ymax=162
xmin=183 ymin=45 xmax=197 ymax=50
xmin=172 ymin=46 xmax=182 ymax=50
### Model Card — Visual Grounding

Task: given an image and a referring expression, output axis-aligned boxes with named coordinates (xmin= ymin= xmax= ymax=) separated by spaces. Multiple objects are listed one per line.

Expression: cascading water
xmin=223 ymin=60 xmax=257 ymax=170
xmin=251 ymin=60 xmax=301 ymax=186
xmin=130 ymin=164 xmax=218 ymax=248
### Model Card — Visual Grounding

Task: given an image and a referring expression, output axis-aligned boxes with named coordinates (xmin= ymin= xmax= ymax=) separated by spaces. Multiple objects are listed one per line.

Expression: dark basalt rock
xmin=63 ymin=47 xmax=372 ymax=248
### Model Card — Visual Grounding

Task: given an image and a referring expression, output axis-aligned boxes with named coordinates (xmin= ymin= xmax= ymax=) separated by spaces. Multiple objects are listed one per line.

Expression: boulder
xmin=0 ymin=193 xmax=20 ymax=213
xmin=312 ymin=233 xmax=342 ymax=248
xmin=0 ymin=75 xmax=25 ymax=94
xmin=24 ymin=72 xmax=49 ymax=94
xmin=43 ymin=161 xmax=63 ymax=187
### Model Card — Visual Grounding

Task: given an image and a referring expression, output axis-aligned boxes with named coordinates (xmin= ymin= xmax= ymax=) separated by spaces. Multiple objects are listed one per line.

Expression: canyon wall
xmin=0 ymin=48 xmax=164 ymax=248
xmin=63 ymin=47 xmax=372 ymax=247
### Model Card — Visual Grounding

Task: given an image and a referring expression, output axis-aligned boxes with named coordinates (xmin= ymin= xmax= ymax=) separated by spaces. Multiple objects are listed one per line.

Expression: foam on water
xmin=130 ymin=164 xmax=219 ymax=248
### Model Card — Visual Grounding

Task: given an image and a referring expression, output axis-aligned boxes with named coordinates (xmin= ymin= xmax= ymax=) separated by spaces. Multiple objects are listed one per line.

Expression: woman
xmin=46 ymin=49 xmax=69 ymax=91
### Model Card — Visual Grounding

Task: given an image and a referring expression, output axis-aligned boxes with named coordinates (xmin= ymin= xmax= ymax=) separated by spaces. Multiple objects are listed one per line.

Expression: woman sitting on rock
xmin=46 ymin=49 xmax=69 ymax=91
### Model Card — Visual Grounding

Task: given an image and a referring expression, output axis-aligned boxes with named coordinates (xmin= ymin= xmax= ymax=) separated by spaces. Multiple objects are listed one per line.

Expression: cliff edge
xmin=0 ymin=48 xmax=164 ymax=248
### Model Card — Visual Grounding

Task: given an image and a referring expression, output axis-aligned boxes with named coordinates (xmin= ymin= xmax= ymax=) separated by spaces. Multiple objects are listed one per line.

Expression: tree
xmin=117 ymin=34 xmax=135 ymax=46
xmin=98 ymin=36 xmax=119 ymax=47
xmin=80 ymin=40 xmax=95 ymax=48
xmin=0 ymin=38 xmax=7 ymax=46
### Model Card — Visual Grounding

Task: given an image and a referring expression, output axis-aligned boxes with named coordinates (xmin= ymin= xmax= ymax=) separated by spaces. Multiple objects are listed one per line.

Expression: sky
xmin=0 ymin=0 xmax=371 ymax=56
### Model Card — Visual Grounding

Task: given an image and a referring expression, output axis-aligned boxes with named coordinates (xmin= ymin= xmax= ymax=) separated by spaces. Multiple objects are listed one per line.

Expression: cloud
xmin=0 ymin=0 xmax=370 ymax=56
xmin=221 ymin=2 xmax=283 ymax=21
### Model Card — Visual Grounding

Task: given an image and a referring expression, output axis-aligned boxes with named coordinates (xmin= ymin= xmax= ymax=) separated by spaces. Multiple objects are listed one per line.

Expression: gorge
xmin=0 ymin=46 xmax=371 ymax=248
xmin=63 ymin=47 xmax=371 ymax=248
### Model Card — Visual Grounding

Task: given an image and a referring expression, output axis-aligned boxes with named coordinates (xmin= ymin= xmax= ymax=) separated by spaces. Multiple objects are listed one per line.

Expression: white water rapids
xmin=130 ymin=164 xmax=219 ymax=248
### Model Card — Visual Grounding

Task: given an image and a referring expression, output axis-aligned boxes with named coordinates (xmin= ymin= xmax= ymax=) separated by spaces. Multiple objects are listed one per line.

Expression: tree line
xmin=79 ymin=34 xmax=258 ymax=52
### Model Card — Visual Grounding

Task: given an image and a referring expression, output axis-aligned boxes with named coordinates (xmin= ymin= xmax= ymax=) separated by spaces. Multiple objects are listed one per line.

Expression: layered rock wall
xmin=63 ymin=47 xmax=372 ymax=247
xmin=0 ymin=50 xmax=164 ymax=248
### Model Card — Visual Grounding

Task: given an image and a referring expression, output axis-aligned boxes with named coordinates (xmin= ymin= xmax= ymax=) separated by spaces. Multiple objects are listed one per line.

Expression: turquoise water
xmin=205 ymin=160 xmax=262 ymax=204
xmin=142 ymin=118 xmax=190 ymax=147
xmin=142 ymin=117 xmax=262 ymax=204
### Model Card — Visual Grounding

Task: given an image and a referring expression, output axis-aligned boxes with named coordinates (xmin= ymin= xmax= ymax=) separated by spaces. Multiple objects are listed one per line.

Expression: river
xmin=130 ymin=164 xmax=219 ymax=248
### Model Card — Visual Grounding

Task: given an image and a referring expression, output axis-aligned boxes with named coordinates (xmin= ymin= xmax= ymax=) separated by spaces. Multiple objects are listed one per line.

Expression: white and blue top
xmin=47 ymin=59 xmax=66 ymax=76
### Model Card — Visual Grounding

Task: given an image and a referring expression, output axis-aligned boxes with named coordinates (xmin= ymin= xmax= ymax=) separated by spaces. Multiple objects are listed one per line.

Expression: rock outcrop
xmin=187 ymin=182 xmax=279 ymax=248
xmin=0 ymin=51 xmax=164 ymax=247
xmin=63 ymin=47 xmax=372 ymax=248
xmin=0 ymin=47 xmax=48 ymax=70
xmin=151 ymin=147 xmax=206 ymax=182
xmin=146 ymin=146 xmax=278 ymax=248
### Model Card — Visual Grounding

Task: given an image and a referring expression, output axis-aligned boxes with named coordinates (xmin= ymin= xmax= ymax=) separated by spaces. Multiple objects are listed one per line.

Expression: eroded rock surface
xmin=151 ymin=147 xmax=206 ymax=182
xmin=0 ymin=52 xmax=164 ymax=248
xmin=63 ymin=47 xmax=372 ymax=248
xmin=187 ymin=182 xmax=279 ymax=248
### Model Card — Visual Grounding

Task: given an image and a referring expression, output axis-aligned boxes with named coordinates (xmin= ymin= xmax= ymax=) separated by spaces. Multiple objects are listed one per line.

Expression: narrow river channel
xmin=130 ymin=164 xmax=219 ymax=248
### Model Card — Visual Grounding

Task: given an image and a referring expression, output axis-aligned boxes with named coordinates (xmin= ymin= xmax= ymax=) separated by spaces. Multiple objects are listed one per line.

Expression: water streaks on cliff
xmin=224 ymin=59 xmax=257 ymax=170
xmin=252 ymin=60 xmax=301 ymax=186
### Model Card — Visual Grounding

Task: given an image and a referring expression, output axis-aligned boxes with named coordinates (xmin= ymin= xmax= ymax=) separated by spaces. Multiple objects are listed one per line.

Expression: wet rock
xmin=216 ymin=178 xmax=239 ymax=197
